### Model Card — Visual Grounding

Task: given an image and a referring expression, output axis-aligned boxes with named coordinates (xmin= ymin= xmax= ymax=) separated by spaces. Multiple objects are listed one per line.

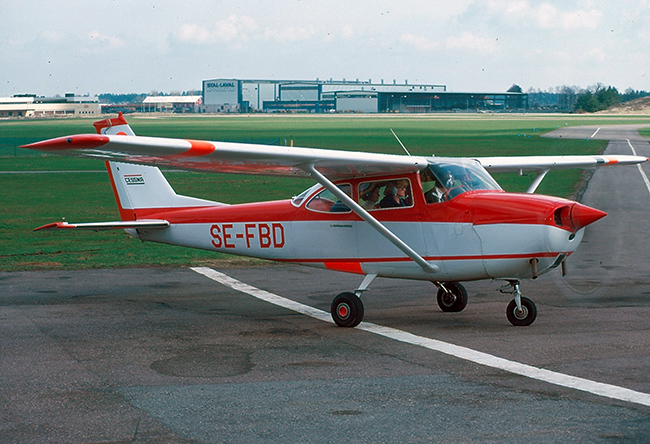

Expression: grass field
xmin=2 ymin=113 xmax=649 ymax=271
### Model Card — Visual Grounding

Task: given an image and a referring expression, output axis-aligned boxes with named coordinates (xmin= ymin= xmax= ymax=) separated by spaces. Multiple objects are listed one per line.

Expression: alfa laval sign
xmin=206 ymin=82 xmax=236 ymax=91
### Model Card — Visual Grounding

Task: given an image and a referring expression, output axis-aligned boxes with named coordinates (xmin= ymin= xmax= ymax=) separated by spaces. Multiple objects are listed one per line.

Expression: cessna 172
xmin=22 ymin=114 xmax=648 ymax=327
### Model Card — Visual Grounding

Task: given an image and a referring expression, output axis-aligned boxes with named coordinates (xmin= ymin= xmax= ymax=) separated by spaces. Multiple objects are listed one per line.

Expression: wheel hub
xmin=514 ymin=307 xmax=528 ymax=319
xmin=337 ymin=303 xmax=350 ymax=320
xmin=442 ymin=293 xmax=456 ymax=306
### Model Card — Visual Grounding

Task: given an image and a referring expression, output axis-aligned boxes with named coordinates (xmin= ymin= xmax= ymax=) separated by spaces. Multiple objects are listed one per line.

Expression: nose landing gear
xmin=501 ymin=280 xmax=537 ymax=326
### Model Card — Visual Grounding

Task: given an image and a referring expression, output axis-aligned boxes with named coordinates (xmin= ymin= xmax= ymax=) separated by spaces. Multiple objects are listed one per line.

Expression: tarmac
xmin=2 ymin=124 xmax=650 ymax=443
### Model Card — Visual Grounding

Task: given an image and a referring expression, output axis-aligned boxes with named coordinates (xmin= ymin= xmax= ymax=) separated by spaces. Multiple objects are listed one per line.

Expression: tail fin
xmin=106 ymin=161 xmax=225 ymax=221
xmin=93 ymin=112 xmax=136 ymax=136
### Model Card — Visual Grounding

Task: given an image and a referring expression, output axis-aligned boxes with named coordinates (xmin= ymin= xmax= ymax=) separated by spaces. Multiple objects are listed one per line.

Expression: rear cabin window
xmin=358 ymin=179 xmax=413 ymax=210
xmin=292 ymin=184 xmax=321 ymax=207
xmin=306 ymin=184 xmax=352 ymax=213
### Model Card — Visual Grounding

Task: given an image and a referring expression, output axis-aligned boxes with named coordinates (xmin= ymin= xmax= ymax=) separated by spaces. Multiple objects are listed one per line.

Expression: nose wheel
xmin=506 ymin=297 xmax=537 ymax=326
xmin=501 ymin=280 xmax=537 ymax=326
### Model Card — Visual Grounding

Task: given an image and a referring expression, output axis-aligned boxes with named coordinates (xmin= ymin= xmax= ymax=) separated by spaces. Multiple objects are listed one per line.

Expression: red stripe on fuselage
xmin=282 ymin=251 xmax=570 ymax=265
xmin=129 ymin=190 xmax=582 ymax=228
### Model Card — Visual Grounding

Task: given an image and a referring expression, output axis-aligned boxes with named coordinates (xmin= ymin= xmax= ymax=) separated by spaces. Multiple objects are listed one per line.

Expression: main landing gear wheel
xmin=506 ymin=297 xmax=537 ymax=326
xmin=436 ymin=283 xmax=468 ymax=312
xmin=331 ymin=292 xmax=364 ymax=328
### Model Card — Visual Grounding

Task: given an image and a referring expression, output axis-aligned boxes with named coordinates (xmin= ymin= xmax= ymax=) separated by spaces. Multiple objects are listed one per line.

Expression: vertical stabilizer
xmin=106 ymin=161 xmax=225 ymax=221
xmin=93 ymin=112 xmax=136 ymax=136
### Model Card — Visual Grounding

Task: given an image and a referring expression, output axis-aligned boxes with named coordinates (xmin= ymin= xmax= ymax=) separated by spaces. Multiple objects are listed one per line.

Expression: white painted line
xmin=590 ymin=127 xmax=601 ymax=138
xmin=626 ymin=139 xmax=650 ymax=196
xmin=192 ymin=266 xmax=332 ymax=323
xmin=191 ymin=266 xmax=650 ymax=408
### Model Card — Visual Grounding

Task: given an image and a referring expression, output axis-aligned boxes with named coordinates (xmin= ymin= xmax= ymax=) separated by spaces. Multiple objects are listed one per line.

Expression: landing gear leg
xmin=330 ymin=274 xmax=376 ymax=328
xmin=500 ymin=280 xmax=537 ymax=326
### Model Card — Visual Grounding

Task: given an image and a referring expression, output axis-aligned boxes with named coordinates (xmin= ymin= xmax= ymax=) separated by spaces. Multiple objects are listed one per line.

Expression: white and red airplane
xmin=22 ymin=113 xmax=648 ymax=327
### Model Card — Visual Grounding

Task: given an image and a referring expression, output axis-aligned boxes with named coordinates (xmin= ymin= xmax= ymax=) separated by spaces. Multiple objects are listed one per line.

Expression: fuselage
xmin=128 ymin=167 xmax=604 ymax=283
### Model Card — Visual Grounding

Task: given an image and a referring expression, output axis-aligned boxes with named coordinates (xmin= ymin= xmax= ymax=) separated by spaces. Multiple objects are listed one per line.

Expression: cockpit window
xmin=305 ymin=184 xmax=352 ymax=213
xmin=421 ymin=160 xmax=501 ymax=203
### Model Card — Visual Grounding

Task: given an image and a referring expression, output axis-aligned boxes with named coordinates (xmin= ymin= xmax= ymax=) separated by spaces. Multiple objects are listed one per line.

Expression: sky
xmin=1 ymin=0 xmax=649 ymax=97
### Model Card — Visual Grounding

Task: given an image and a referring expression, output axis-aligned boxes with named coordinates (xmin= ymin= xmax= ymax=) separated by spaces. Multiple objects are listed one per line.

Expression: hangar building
xmin=201 ymin=79 xmax=528 ymax=113
xmin=141 ymin=95 xmax=203 ymax=113
xmin=0 ymin=93 xmax=100 ymax=118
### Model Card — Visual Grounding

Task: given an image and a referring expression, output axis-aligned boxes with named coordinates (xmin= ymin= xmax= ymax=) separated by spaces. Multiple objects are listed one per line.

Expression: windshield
xmin=291 ymin=183 xmax=321 ymax=207
xmin=421 ymin=159 xmax=501 ymax=203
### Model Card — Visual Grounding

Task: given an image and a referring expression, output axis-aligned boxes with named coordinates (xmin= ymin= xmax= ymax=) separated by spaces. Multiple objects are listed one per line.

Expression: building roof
xmin=143 ymin=96 xmax=202 ymax=104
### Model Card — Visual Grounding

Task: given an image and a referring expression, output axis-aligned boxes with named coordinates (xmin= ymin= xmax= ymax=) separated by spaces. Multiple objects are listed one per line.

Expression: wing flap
xmin=35 ymin=220 xmax=170 ymax=231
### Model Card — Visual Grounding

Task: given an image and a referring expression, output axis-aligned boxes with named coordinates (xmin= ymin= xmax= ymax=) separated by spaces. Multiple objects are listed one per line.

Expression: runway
xmin=2 ymin=125 xmax=650 ymax=443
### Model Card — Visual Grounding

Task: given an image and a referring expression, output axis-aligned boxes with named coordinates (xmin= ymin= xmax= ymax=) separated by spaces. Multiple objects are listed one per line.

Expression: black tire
xmin=506 ymin=297 xmax=537 ymax=326
xmin=436 ymin=283 xmax=468 ymax=312
xmin=331 ymin=292 xmax=364 ymax=328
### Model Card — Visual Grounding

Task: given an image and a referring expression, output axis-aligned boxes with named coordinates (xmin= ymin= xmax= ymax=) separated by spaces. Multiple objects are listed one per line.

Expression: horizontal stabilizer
xmin=34 ymin=220 xmax=170 ymax=231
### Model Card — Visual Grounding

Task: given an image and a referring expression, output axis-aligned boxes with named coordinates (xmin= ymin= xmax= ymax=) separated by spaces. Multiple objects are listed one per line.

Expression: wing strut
xmin=525 ymin=169 xmax=550 ymax=194
xmin=305 ymin=164 xmax=439 ymax=275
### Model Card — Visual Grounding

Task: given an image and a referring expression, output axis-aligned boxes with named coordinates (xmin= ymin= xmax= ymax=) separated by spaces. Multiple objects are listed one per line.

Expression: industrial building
xmin=141 ymin=95 xmax=203 ymax=113
xmin=0 ymin=93 xmax=100 ymax=117
xmin=201 ymin=78 xmax=528 ymax=113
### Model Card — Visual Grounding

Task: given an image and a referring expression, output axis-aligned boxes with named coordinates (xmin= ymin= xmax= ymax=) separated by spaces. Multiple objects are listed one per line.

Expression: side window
xmin=292 ymin=184 xmax=321 ymax=207
xmin=421 ymin=168 xmax=443 ymax=204
xmin=359 ymin=179 xmax=412 ymax=210
xmin=306 ymin=184 xmax=352 ymax=213
xmin=421 ymin=166 xmax=465 ymax=203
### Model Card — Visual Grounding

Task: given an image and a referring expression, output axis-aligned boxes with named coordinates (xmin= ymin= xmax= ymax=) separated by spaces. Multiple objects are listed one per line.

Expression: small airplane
xmin=22 ymin=113 xmax=648 ymax=327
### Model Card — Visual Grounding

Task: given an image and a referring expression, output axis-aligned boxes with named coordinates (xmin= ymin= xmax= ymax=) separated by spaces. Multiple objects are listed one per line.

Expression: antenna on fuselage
xmin=390 ymin=128 xmax=411 ymax=156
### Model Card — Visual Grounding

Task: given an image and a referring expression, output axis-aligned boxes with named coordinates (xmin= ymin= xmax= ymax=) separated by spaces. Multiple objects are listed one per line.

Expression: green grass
xmin=3 ymin=113 xmax=649 ymax=271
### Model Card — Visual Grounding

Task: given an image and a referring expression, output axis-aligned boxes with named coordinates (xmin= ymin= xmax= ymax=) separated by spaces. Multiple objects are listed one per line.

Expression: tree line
xmin=510 ymin=84 xmax=650 ymax=112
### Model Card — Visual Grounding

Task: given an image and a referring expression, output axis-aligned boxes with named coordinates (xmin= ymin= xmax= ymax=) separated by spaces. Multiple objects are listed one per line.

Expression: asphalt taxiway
xmin=2 ymin=125 xmax=650 ymax=443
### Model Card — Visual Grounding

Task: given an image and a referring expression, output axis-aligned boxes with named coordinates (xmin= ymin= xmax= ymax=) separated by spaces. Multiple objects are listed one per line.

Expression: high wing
xmin=475 ymin=154 xmax=647 ymax=193
xmin=22 ymin=133 xmax=647 ymax=181
xmin=21 ymin=133 xmax=429 ymax=180
xmin=22 ymin=133 xmax=648 ymax=186
xmin=475 ymin=155 xmax=645 ymax=172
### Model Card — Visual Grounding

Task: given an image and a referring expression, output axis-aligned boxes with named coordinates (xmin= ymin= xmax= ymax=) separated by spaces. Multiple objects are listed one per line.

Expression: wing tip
xmin=34 ymin=222 xmax=72 ymax=231
xmin=21 ymin=134 xmax=109 ymax=151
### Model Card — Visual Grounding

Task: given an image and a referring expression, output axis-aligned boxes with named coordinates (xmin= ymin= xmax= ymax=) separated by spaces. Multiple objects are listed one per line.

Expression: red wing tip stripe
xmin=21 ymin=134 xmax=110 ymax=151
xmin=164 ymin=140 xmax=216 ymax=158
xmin=34 ymin=222 xmax=73 ymax=231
